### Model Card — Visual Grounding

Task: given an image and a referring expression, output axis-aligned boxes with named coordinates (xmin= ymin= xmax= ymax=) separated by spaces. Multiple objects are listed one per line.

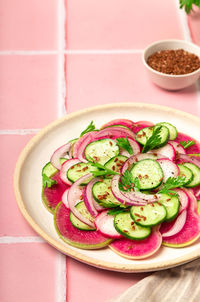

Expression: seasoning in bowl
xmin=147 ymin=49 xmax=200 ymax=75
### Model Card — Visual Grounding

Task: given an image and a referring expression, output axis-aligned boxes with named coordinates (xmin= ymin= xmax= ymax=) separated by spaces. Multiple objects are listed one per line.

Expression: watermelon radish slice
xmin=54 ymin=202 xmax=112 ymax=249
xmin=42 ymin=172 xmax=69 ymax=213
xmin=157 ymin=158 xmax=179 ymax=182
xmin=95 ymin=211 xmax=123 ymax=239
xmin=169 ymin=141 xmax=186 ymax=155
xmin=153 ymin=143 xmax=175 ymax=160
xmin=174 ymin=188 xmax=189 ymax=213
xmin=161 ymin=210 xmax=187 ymax=238
xmin=162 ymin=190 xmax=200 ymax=247
xmin=109 ymin=226 xmax=162 ymax=259
xmin=175 ymin=132 xmax=200 ymax=154
xmin=132 ymin=121 xmax=154 ymax=134
xmin=100 ymin=119 xmax=135 ymax=130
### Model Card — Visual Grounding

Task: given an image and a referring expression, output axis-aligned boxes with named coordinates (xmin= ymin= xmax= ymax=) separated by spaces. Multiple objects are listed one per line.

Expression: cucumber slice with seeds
xmin=156 ymin=122 xmax=177 ymax=140
xmin=183 ymin=163 xmax=200 ymax=188
xmin=130 ymin=203 xmax=167 ymax=227
xmin=104 ymin=155 xmax=128 ymax=174
xmin=85 ymin=139 xmax=119 ymax=165
xmin=69 ymin=202 xmax=96 ymax=231
xmin=114 ymin=212 xmax=151 ymax=240
xmin=130 ymin=159 xmax=164 ymax=190
xmin=42 ymin=158 xmax=67 ymax=177
xmin=178 ymin=164 xmax=193 ymax=186
xmin=92 ymin=178 xmax=121 ymax=208
xmin=67 ymin=162 xmax=98 ymax=184
xmin=135 ymin=125 xmax=169 ymax=147
xmin=158 ymin=193 xmax=179 ymax=221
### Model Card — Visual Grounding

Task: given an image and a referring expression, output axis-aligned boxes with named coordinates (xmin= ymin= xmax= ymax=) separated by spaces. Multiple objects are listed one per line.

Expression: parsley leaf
xmin=142 ymin=126 xmax=162 ymax=153
xmin=119 ymin=170 xmax=140 ymax=192
xmin=179 ymin=0 xmax=200 ymax=14
xmin=80 ymin=121 xmax=97 ymax=137
xmin=116 ymin=137 xmax=133 ymax=155
xmin=107 ymin=207 xmax=128 ymax=216
xmin=90 ymin=161 xmax=118 ymax=177
xmin=42 ymin=174 xmax=57 ymax=188
xmin=158 ymin=176 xmax=186 ymax=196
xmin=179 ymin=140 xmax=195 ymax=149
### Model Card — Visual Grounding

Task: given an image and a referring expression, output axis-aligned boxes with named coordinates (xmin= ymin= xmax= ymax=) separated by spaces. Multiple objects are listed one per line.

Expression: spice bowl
xmin=142 ymin=39 xmax=200 ymax=90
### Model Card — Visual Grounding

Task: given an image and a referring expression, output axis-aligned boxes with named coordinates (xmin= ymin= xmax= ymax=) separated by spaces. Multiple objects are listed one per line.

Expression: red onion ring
xmin=95 ymin=211 xmax=122 ymax=238
xmin=162 ymin=210 xmax=187 ymax=238
xmin=60 ymin=158 xmax=81 ymax=185
xmin=50 ymin=142 xmax=71 ymax=170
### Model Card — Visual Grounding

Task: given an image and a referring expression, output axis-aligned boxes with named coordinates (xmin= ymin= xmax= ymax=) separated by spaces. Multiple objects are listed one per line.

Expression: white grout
xmin=0 ymin=129 xmax=40 ymax=135
xmin=64 ymin=49 xmax=143 ymax=55
xmin=0 ymin=236 xmax=45 ymax=243
xmin=56 ymin=252 xmax=67 ymax=302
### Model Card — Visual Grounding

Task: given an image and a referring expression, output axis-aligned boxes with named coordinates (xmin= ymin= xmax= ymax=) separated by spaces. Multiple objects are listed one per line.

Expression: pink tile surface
xmin=66 ymin=53 xmax=199 ymax=116
xmin=66 ymin=0 xmax=183 ymax=50
xmin=0 ymin=135 xmax=37 ymax=236
xmin=0 ymin=243 xmax=57 ymax=302
xmin=67 ymin=258 xmax=149 ymax=302
xmin=0 ymin=55 xmax=58 ymax=129
xmin=0 ymin=0 xmax=58 ymax=50
xmin=188 ymin=9 xmax=200 ymax=46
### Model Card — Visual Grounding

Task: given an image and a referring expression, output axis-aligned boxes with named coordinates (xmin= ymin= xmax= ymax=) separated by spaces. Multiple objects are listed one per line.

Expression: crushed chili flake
xmin=147 ymin=49 xmax=200 ymax=75
xmin=140 ymin=207 xmax=144 ymax=211
xmin=109 ymin=141 xmax=113 ymax=146
xmin=114 ymin=158 xmax=118 ymax=162
xmin=136 ymin=218 xmax=141 ymax=222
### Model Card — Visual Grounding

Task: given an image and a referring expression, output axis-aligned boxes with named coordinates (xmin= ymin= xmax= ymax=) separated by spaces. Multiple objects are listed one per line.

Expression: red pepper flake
xmin=114 ymin=157 xmax=118 ymax=162
xmin=116 ymin=163 xmax=122 ymax=167
xmin=123 ymin=230 xmax=128 ymax=233
xmin=166 ymin=198 xmax=171 ymax=202
xmin=80 ymin=195 xmax=83 ymax=200
xmin=77 ymin=170 xmax=82 ymax=172
xmin=71 ymin=166 xmax=74 ymax=169
xmin=112 ymin=165 xmax=116 ymax=171
xmin=136 ymin=218 xmax=141 ymax=222
xmin=144 ymin=175 xmax=149 ymax=179
xmin=108 ymin=186 xmax=111 ymax=189
xmin=82 ymin=166 xmax=89 ymax=171
xmin=157 ymin=202 xmax=162 ymax=206
xmin=150 ymin=203 xmax=154 ymax=207
xmin=132 ymin=226 xmax=135 ymax=230
xmin=109 ymin=141 xmax=113 ymax=146
xmin=77 ymin=164 xmax=81 ymax=167
xmin=93 ymin=156 xmax=100 ymax=161
xmin=138 ymin=174 xmax=142 ymax=180
xmin=143 ymin=216 xmax=147 ymax=221
xmin=131 ymin=221 xmax=134 ymax=225
xmin=119 ymin=160 xmax=125 ymax=164
xmin=134 ymin=213 xmax=141 ymax=217
xmin=140 ymin=207 xmax=144 ymax=211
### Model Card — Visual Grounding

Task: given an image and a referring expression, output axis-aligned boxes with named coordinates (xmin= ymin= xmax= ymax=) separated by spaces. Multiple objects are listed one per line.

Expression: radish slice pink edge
xmin=153 ymin=143 xmax=175 ymax=161
xmin=60 ymin=158 xmax=81 ymax=185
xmin=67 ymin=173 xmax=95 ymax=227
xmin=169 ymin=141 xmax=186 ymax=155
xmin=50 ymin=142 xmax=71 ymax=170
xmin=95 ymin=211 xmax=122 ymax=239
xmin=162 ymin=210 xmax=187 ymax=238
xmin=174 ymin=188 xmax=189 ymax=213
xmin=157 ymin=158 xmax=179 ymax=182
xmin=83 ymin=178 xmax=104 ymax=217
xmin=100 ymin=119 xmax=135 ymax=130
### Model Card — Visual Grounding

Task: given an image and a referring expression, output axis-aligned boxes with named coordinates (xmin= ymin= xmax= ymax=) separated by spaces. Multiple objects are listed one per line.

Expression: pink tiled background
xmin=1 ymin=0 xmax=200 ymax=301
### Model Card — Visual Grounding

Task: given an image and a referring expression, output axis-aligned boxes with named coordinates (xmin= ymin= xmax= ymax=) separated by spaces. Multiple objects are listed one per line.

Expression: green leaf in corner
xmin=179 ymin=140 xmax=195 ymax=149
xmin=142 ymin=126 xmax=162 ymax=153
xmin=42 ymin=174 xmax=57 ymax=188
xmin=116 ymin=137 xmax=133 ymax=155
xmin=80 ymin=121 xmax=97 ymax=137
xmin=158 ymin=176 xmax=186 ymax=196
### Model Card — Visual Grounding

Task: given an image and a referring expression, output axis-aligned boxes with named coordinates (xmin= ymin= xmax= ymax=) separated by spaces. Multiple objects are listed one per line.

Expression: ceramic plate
xmin=14 ymin=103 xmax=200 ymax=272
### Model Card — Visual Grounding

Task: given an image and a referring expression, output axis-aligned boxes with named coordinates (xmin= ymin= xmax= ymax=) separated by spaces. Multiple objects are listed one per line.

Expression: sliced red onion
xmin=50 ymin=142 xmax=71 ymax=170
xmin=84 ymin=178 xmax=105 ymax=216
xmin=95 ymin=126 xmax=135 ymax=140
xmin=157 ymin=158 xmax=179 ymax=182
xmin=120 ymin=138 xmax=140 ymax=157
xmin=60 ymin=158 xmax=81 ymax=185
xmin=111 ymin=175 xmax=159 ymax=206
xmin=173 ymin=188 xmax=189 ymax=213
xmin=94 ymin=211 xmax=122 ymax=238
xmin=178 ymin=154 xmax=200 ymax=169
xmin=67 ymin=173 xmax=95 ymax=227
xmin=100 ymin=119 xmax=135 ymax=130
xmin=153 ymin=143 xmax=175 ymax=161
xmin=135 ymin=121 xmax=154 ymax=127
xmin=61 ymin=188 xmax=70 ymax=208
xmin=169 ymin=141 xmax=186 ymax=155
xmin=162 ymin=210 xmax=187 ymax=238
xmin=73 ymin=132 xmax=97 ymax=162
xmin=121 ymin=153 xmax=165 ymax=174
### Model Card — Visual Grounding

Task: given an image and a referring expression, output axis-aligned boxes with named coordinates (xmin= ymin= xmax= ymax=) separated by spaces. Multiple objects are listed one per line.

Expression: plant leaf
xmin=179 ymin=140 xmax=195 ymax=149
xmin=42 ymin=174 xmax=57 ymax=188
xmin=116 ymin=137 xmax=133 ymax=155
xmin=142 ymin=126 xmax=162 ymax=153
xmin=158 ymin=176 xmax=186 ymax=196
xmin=80 ymin=121 xmax=96 ymax=137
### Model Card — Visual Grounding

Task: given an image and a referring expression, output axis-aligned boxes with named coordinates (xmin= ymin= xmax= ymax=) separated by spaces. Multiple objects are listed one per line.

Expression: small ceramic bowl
xmin=142 ymin=39 xmax=200 ymax=90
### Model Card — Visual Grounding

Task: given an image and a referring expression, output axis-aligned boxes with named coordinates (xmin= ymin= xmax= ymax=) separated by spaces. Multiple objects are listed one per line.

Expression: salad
xmin=42 ymin=119 xmax=200 ymax=259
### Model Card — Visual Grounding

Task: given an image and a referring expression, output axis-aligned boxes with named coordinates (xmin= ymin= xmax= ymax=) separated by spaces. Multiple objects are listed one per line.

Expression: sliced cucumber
xmin=67 ymin=162 xmax=98 ymax=184
xmin=178 ymin=164 xmax=193 ymax=186
xmin=156 ymin=122 xmax=177 ymax=140
xmin=92 ymin=178 xmax=121 ymax=208
xmin=114 ymin=212 xmax=151 ymax=240
xmin=135 ymin=125 xmax=169 ymax=147
xmin=158 ymin=193 xmax=179 ymax=221
xmin=184 ymin=163 xmax=200 ymax=187
xmin=130 ymin=203 xmax=167 ymax=227
xmin=85 ymin=139 xmax=119 ymax=165
xmin=69 ymin=202 xmax=96 ymax=231
xmin=42 ymin=158 xmax=67 ymax=177
xmin=130 ymin=159 xmax=164 ymax=190
xmin=104 ymin=155 xmax=128 ymax=174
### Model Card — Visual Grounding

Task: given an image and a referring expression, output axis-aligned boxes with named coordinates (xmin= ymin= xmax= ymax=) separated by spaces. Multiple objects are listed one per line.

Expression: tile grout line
xmin=0 ymin=129 xmax=40 ymax=135
xmin=57 ymin=1 xmax=67 ymax=302
xmin=0 ymin=236 xmax=45 ymax=243
xmin=175 ymin=0 xmax=200 ymax=115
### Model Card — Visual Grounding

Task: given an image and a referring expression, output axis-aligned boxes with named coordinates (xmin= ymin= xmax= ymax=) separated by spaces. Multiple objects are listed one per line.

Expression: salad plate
xmin=14 ymin=102 xmax=200 ymax=272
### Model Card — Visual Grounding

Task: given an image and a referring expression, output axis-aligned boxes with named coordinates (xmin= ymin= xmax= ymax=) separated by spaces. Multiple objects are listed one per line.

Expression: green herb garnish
xmin=158 ymin=176 xmax=186 ymax=196
xmin=80 ymin=121 xmax=97 ymax=137
xmin=180 ymin=140 xmax=195 ymax=149
xmin=90 ymin=161 xmax=118 ymax=177
xmin=142 ymin=126 xmax=162 ymax=153
xmin=116 ymin=137 xmax=133 ymax=155
xmin=119 ymin=170 xmax=140 ymax=192
xmin=107 ymin=207 xmax=128 ymax=216
xmin=188 ymin=153 xmax=200 ymax=156
xmin=42 ymin=174 xmax=57 ymax=188
xmin=179 ymin=0 xmax=200 ymax=14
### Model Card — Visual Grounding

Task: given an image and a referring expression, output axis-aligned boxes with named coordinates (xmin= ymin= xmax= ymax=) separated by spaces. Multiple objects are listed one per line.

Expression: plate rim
xmin=14 ymin=102 xmax=200 ymax=272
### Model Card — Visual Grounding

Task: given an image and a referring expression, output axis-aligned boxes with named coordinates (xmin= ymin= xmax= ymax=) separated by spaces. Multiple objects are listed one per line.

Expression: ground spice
xmin=147 ymin=49 xmax=200 ymax=75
